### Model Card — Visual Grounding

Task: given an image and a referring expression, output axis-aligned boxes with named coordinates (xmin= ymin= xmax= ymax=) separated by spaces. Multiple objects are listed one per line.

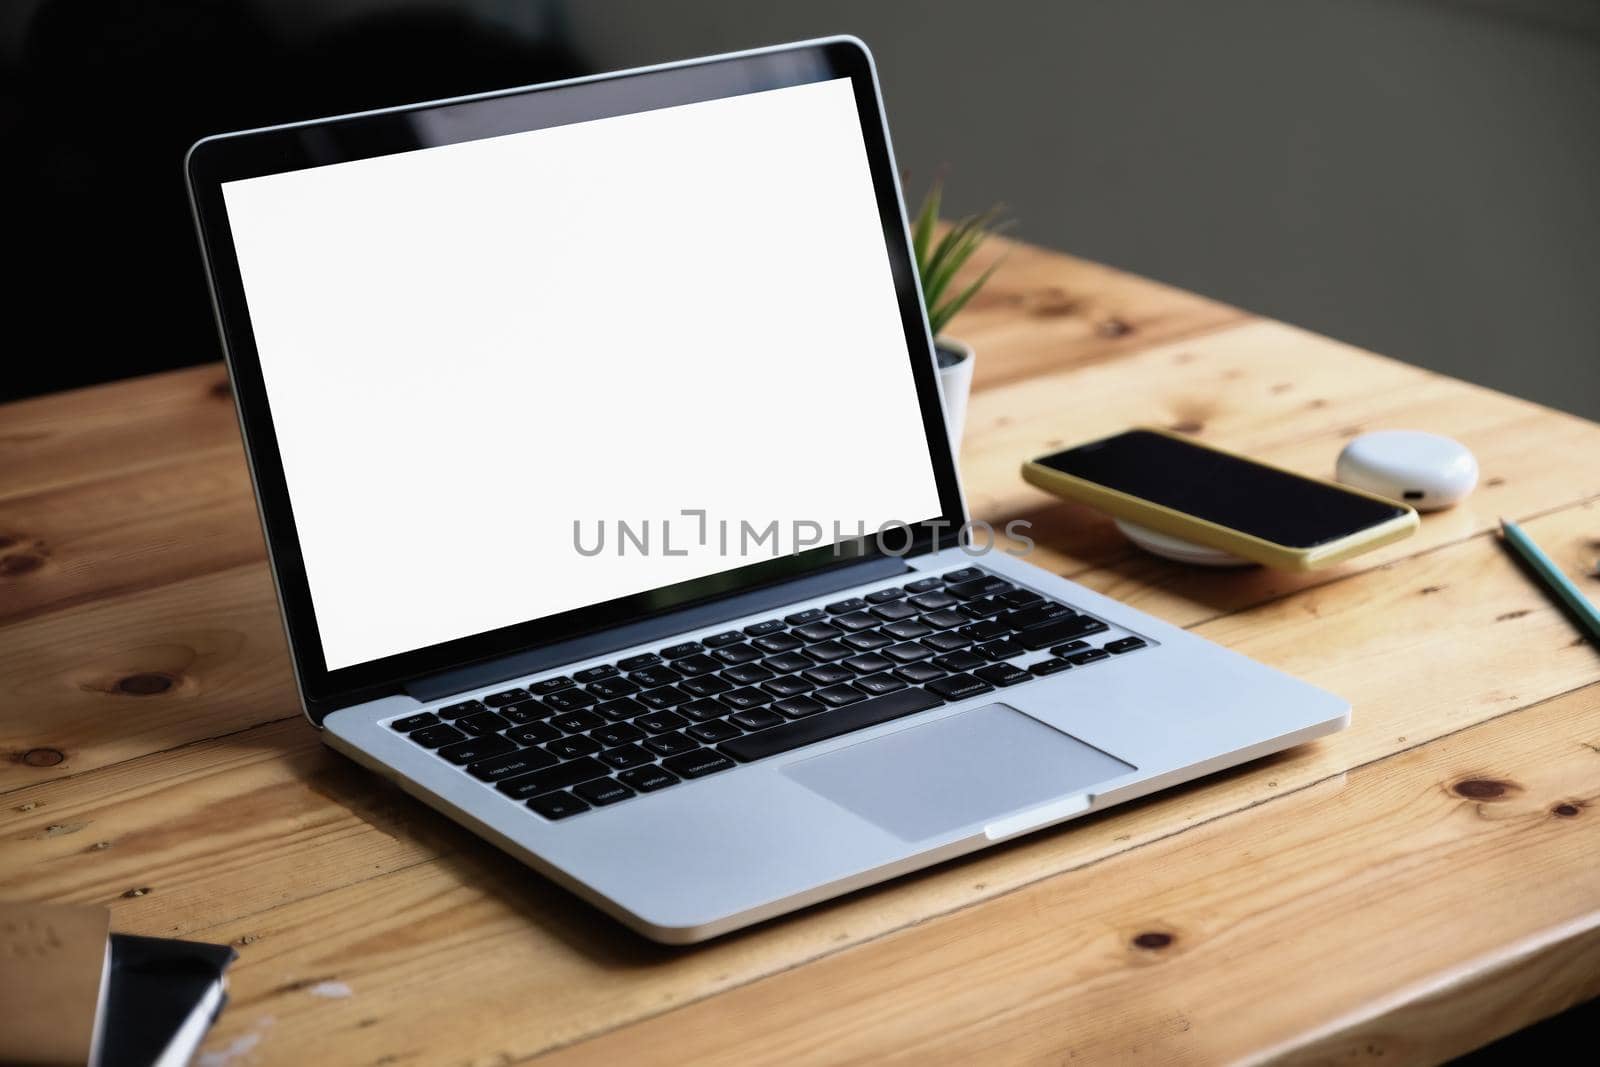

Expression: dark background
xmin=2 ymin=0 xmax=1596 ymax=415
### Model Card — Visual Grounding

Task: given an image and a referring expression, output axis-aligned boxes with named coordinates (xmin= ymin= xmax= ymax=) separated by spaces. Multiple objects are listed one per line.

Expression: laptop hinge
xmin=404 ymin=555 xmax=912 ymax=704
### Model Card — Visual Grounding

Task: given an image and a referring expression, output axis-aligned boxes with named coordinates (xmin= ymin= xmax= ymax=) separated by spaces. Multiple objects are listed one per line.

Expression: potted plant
xmin=910 ymin=178 xmax=1010 ymax=448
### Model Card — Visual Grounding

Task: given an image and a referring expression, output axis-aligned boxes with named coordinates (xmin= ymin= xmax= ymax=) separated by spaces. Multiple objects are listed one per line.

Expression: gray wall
xmin=564 ymin=0 xmax=1600 ymax=419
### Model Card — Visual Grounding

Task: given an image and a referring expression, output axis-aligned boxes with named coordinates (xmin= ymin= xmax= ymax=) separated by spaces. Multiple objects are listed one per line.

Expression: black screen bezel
xmin=186 ymin=38 xmax=966 ymax=712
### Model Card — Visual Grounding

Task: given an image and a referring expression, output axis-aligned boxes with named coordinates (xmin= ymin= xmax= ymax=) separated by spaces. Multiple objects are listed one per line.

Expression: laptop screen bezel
xmin=186 ymin=37 xmax=968 ymax=712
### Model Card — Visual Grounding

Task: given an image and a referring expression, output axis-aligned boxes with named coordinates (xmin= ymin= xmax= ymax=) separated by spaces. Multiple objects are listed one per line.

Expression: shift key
xmin=496 ymin=756 xmax=609 ymax=800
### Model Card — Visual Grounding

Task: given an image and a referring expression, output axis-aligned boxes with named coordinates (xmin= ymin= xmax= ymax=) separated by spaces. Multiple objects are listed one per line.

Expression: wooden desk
xmin=3 ymin=239 xmax=1598 ymax=1064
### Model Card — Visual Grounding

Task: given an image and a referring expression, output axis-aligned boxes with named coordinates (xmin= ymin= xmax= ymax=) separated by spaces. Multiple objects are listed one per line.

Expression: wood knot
xmin=117 ymin=672 xmax=175 ymax=696
xmin=211 ymin=378 xmax=233 ymax=398
xmin=1453 ymin=777 xmax=1516 ymax=800
xmin=1486 ymin=477 xmax=1506 ymax=487
xmin=1096 ymin=316 xmax=1133 ymax=338
xmin=0 ymin=553 xmax=45 ymax=577
xmin=122 ymin=886 xmax=151 ymax=898
xmin=1168 ymin=420 xmax=1204 ymax=435
xmin=20 ymin=748 xmax=64 ymax=768
xmin=1132 ymin=931 xmax=1174 ymax=950
xmin=1552 ymin=803 xmax=1581 ymax=818
xmin=0 ymin=534 xmax=15 ymax=549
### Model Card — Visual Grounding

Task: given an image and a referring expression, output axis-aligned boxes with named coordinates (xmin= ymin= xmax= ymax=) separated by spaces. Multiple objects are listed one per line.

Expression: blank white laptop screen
xmin=221 ymin=77 xmax=942 ymax=671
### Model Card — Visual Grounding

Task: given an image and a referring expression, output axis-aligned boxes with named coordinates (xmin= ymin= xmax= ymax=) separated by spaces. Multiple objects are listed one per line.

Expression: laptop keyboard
xmin=384 ymin=567 xmax=1149 ymax=821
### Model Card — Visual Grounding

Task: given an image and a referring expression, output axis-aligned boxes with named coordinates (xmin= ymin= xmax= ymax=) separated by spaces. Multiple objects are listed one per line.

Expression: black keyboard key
xmin=904 ymin=577 xmax=942 ymax=593
xmin=762 ymin=675 xmax=813 ymax=698
xmin=1000 ymin=602 xmax=1076 ymax=631
xmin=804 ymin=640 xmax=853 ymax=662
xmin=842 ymin=630 xmax=893 ymax=651
xmin=1068 ymin=648 xmax=1112 ymax=665
xmin=959 ymin=597 xmax=1008 ymax=620
xmin=866 ymin=587 xmax=906 ymax=603
xmin=499 ymin=757 xmax=609 ymax=799
xmin=543 ymin=688 xmax=598 ymax=712
xmin=551 ymin=709 xmax=605 ymax=733
xmin=638 ymin=685 xmax=690 ymax=710
xmin=467 ymin=747 xmax=558 ymax=782
xmin=941 ymin=566 xmax=985 ymax=584
xmin=598 ymin=743 xmax=655 ymax=770
xmin=962 ymin=620 xmax=1011 ymax=641
xmin=743 ymin=618 xmax=785 ymax=636
xmin=391 ymin=712 xmax=439 ymax=732
xmin=530 ymin=676 xmax=575 ymax=696
xmin=672 ymin=653 xmax=723 ymax=676
xmin=619 ymin=765 xmax=680 ymax=793
xmin=661 ymin=641 xmax=703 ymax=659
xmin=587 ymin=676 xmax=640 ymax=699
xmin=997 ymin=588 xmax=1043 ymax=608
xmin=1106 ymin=637 xmax=1148 ymax=654
xmin=720 ymin=687 xmax=772 ymax=711
xmin=595 ymin=697 xmax=645 ymax=722
xmin=884 ymin=619 xmax=933 ymax=639
xmin=785 ymin=608 xmax=827 ymax=626
xmin=763 ymin=651 xmax=814 ymax=674
xmin=752 ymin=631 xmax=804 ymax=653
xmin=885 ymin=641 xmax=936 ymax=663
xmin=856 ymin=672 xmax=908 ymax=696
xmin=483 ymin=688 xmax=530 ymax=708
xmin=456 ymin=710 xmax=511 ymax=736
xmin=1050 ymin=640 xmax=1091 ymax=657
xmin=826 ymin=597 xmax=868 ymax=614
xmin=977 ymin=639 xmax=1025 ymax=660
xmin=679 ymin=697 xmax=729 ymax=722
xmin=729 ymin=707 xmax=785 ymax=731
xmin=662 ymin=750 xmax=737 ymax=779
xmin=687 ymin=719 xmax=742 ymax=743
xmin=680 ymin=673 xmax=735 ymax=696
xmin=974 ymin=663 xmax=1030 ymax=687
xmin=499 ymin=700 xmax=549 ymax=725
xmin=802 ymin=663 xmax=853 ymax=686
xmin=438 ymin=734 xmax=517 ymax=765
xmin=1018 ymin=616 xmax=1109 ymax=650
xmin=411 ymin=723 xmax=467 ymax=749
xmin=713 ymin=643 xmax=763 ymax=665
xmin=894 ymin=661 xmax=945 ymax=684
xmin=618 ymin=652 xmax=661 ymax=671
xmin=793 ymin=621 xmax=843 ymax=642
xmin=948 ymin=575 xmax=1011 ymax=599
xmin=921 ymin=609 xmax=968 ymax=630
xmin=507 ymin=721 xmax=561 ymax=746
xmin=814 ymin=683 xmax=866 ymax=707
xmin=870 ymin=600 xmax=920 ymax=621
xmin=909 ymin=590 xmax=958 ymax=611
xmin=632 ymin=664 xmax=684 ymax=687
xmin=1030 ymin=657 xmax=1073 ymax=676
xmin=702 ymin=630 xmax=745 ymax=648
xmin=721 ymin=687 xmax=943 ymax=762
xmin=926 ymin=674 xmax=995 ymax=701
xmin=725 ymin=662 xmax=775 ymax=685
xmin=438 ymin=700 xmax=485 ymax=720
xmin=634 ymin=709 xmax=689 ymax=735
xmin=923 ymin=631 xmax=973 ymax=652
xmin=592 ymin=721 xmax=645 ymax=747
xmin=573 ymin=777 xmax=635 ymax=806
xmin=844 ymin=652 xmax=895 ymax=675
xmin=933 ymin=650 xmax=988 ymax=672
xmin=574 ymin=664 xmax=618 ymax=683
xmin=830 ymin=611 xmax=880 ymax=633
xmin=528 ymin=790 xmax=589 ymax=819
xmin=547 ymin=735 xmax=602 ymax=759
xmin=773 ymin=694 xmax=827 ymax=719
xmin=644 ymin=731 xmax=700 ymax=757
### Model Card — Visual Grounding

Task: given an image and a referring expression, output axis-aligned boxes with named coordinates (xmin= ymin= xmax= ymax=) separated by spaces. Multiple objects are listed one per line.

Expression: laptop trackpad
xmin=783 ymin=703 xmax=1136 ymax=843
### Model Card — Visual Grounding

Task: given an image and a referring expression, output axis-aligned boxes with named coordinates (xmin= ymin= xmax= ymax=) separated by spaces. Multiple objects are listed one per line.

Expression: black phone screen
xmin=1036 ymin=430 xmax=1408 ymax=548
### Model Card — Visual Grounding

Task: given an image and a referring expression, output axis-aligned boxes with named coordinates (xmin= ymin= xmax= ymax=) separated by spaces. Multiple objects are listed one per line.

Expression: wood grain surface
xmin=2 ymin=237 xmax=1597 ymax=1065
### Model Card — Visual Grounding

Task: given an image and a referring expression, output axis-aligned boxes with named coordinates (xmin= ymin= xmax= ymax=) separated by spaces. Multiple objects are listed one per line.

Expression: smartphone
xmin=1022 ymin=427 xmax=1418 ymax=570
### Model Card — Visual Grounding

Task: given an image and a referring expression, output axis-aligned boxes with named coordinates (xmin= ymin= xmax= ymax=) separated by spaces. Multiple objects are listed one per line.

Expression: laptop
xmin=186 ymin=36 xmax=1348 ymax=943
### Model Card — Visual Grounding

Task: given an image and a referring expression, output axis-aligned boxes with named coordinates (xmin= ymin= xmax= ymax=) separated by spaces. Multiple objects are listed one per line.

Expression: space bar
xmin=719 ymin=688 xmax=943 ymax=762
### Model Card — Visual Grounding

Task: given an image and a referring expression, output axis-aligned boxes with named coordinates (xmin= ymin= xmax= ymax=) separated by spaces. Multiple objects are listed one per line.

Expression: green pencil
xmin=1499 ymin=517 xmax=1600 ymax=648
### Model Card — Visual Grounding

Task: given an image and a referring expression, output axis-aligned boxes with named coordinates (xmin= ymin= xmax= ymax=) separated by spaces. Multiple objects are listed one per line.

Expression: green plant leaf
xmin=924 ymin=209 xmax=1007 ymax=316
xmin=929 ymin=256 xmax=1005 ymax=336
xmin=912 ymin=178 xmax=941 ymax=275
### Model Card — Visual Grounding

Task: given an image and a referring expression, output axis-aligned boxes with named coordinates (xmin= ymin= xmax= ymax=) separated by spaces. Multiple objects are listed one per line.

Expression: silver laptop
xmin=186 ymin=36 xmax=1348 ymax=943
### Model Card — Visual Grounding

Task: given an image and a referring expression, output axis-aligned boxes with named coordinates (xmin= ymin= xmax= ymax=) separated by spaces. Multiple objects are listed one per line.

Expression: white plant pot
xmin=935 ymin=336 xmax=975 ymax=450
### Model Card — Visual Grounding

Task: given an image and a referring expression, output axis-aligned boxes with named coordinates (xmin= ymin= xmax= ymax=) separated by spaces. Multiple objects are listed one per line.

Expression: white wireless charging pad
xmin=1114 ymin=519 xmax=1253 ymax=567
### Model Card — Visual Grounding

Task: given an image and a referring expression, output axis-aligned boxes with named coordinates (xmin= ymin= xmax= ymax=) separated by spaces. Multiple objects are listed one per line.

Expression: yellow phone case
xmin=1021 ymin=427 xmax=1418 ymax=570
